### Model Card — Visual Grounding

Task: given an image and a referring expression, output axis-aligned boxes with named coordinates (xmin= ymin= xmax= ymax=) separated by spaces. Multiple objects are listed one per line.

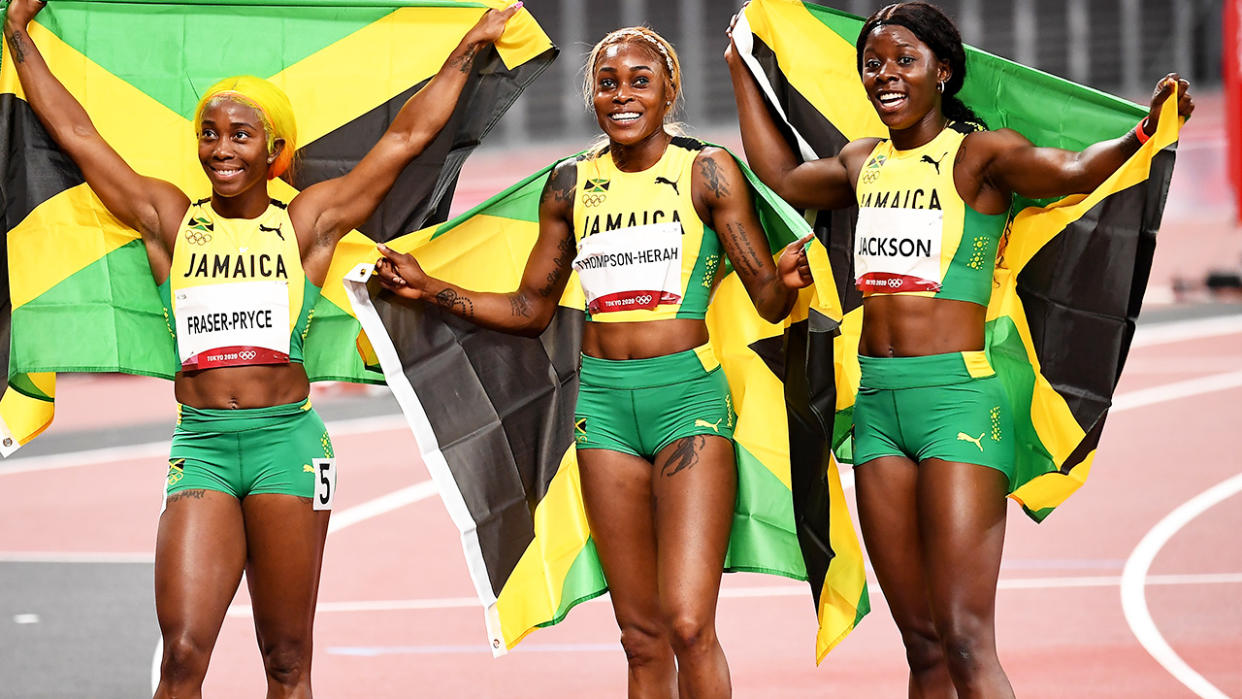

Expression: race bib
xmin=175 ymin=280 xmax=291 ymax=369
xmin=572 ymin=222 xmax=683 ymax=314
xmin=854 ymin=207 xmax=943 ymax=293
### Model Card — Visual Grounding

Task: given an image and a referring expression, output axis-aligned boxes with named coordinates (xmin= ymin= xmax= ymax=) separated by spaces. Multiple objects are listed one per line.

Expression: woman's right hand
xmin=5 ymin=0 xmax=46 ymax=28
xmin=375 ymin=243 xmax=430 ymax=300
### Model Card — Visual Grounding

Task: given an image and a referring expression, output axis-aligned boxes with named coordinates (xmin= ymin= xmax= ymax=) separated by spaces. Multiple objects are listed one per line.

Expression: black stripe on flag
xmin=372 ymin=290 xmax=583 ymax=595
xmin=292 ymin=45 xmax=556 ymax=242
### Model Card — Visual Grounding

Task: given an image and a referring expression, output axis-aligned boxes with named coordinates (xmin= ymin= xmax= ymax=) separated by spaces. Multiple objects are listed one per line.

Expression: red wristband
xmin=1135 ymin=117 xmax=1152 ymax=145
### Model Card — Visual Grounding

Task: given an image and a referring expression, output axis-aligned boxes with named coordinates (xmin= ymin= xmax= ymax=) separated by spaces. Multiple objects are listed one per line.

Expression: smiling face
xmin=860 ymin=24 xmax=949 ymax=131
xmin=591 ymin=42 xmax=674 ymax=147
xmin=197 ymin=99 xmax=281 ymax=199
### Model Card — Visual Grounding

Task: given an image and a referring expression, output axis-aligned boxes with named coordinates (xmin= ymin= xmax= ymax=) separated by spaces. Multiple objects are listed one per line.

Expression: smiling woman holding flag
xmin=1 ymin=0 xmax=520 ymax=695
xmin=726 ymin=1 xmax=1192 ymax=696
xmin=374 ymin=25 xmax=813 ymax=698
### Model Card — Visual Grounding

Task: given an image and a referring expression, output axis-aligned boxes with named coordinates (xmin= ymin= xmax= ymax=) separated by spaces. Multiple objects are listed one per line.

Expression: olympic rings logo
xmin=634 ymin=294 xmax=653 ymax=305
xmin=184 ymin=230 xmax=213 ymax=245
xmin=861 ymin=171 xmax=879 ymax=185
xmin=582 ymin=193 xmax=607 ymax=208
xmin=239 ymin=350 xmax=257 ymax=360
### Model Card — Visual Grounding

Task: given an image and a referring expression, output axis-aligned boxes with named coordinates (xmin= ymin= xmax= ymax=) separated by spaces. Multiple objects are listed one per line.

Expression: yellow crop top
xmin=853 ymin=124 xmax=1008 ymax=306
xmin=159 ymin=199 xmax=320 ymax=370
xmin=570 ymin=136 xmax=722 ymax=322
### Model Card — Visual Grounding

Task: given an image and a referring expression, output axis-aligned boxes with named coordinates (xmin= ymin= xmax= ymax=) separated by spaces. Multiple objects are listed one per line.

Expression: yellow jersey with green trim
xmin=853 ymin=124 xmax=1008 ymax=306
xmin=159 ymin=199 xmax=321 ymax=370
xmin=571 ymin=136 xmax=722 ymax=322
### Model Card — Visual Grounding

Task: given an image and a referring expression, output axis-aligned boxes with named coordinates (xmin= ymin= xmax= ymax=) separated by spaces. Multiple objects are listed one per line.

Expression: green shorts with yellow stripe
xmin=853 ymin=350 xmax=1014 ymax=483
xmin=165 ymin=399 xmax=334 ymax=500
xmin=575 ymin=344 xmax=735 ymax=460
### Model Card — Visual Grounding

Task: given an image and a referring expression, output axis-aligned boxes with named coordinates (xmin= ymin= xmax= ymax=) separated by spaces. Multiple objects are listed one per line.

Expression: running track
xmin=0 ymin=310 xmax=1239 ymax=697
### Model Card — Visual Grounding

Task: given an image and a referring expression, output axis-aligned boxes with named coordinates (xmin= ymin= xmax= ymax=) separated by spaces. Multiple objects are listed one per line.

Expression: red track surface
xmin=2 ymin=319 xmax=1239 ymax=697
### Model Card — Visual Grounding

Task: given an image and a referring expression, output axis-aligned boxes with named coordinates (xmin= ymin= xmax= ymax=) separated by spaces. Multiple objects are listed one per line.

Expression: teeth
xmin=878 ymin=92 xmax=904 ymax=104
xmin=610 ymin=112 xmax=640 ymax=121
xmin=216 ymin=169 xmax=240 ymax=176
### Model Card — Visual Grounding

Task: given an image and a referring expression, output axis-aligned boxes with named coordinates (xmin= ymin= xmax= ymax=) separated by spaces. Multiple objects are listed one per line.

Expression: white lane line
xmin=0 ymin=413 xmax=409 ymax=476
xmin=327 ymin=480 xmax=439 ymax=535
xmin=1131 ymin=314 xmax=1242 ymax=348
xmin=0 ymin=551 xmax=154 ymax=563
xmin=217 ymin=572 xmax=1242 ymax=617
xmin=1112 ymin=370 xmax=1242 ymax=413
xmin=1121 ymin=472 xmax=1242 ymax=699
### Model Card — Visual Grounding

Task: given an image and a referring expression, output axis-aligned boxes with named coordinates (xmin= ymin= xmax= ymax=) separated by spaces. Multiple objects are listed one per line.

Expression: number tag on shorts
xmin=313 ymin=458 xmax=336 ymax=511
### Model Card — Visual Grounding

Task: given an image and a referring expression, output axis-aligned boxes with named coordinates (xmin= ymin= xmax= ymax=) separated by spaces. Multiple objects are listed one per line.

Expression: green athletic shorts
xmin=575 ymin=344 xmax=736 ymax=459
xmin=853 ymin=350 xmax=1014 ymax=483
xmin=165 ymin=399 xmax=335 ymax=501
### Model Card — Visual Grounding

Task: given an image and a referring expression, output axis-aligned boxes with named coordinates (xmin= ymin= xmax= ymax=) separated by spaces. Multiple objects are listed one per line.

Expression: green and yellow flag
xmin=734 ymin=0 xmax=1180 ymax=520
xmin=342 ymin=145 xmax=869 ymax=662
xmin=0 ymin=0 xmax=556 ymax=454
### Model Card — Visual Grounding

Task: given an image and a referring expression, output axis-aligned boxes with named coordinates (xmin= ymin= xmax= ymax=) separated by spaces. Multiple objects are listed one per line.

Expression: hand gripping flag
xmin=733 ymin=0 xmax=1180 ymax=520
xmin=0 ymin=0 xmax=556 ymax=455
xmin=343 ymin=147 xmax=870 ymax=661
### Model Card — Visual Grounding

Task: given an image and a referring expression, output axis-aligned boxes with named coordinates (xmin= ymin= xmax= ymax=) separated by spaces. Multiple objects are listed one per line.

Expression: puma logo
xmin=303 ymin=464 xmax=315 ymax=473
xmin=259 ymin=223 xmax=284 ymax=240
xmin=654 ymin=176 xmax=680 ymax=196
xmin=956 ymin=432 xmax=984 ymax=452
xmin=694 ymin=418 xmax=722 ymax=433
xmin=921 ymin=152 xmax=948 ymax=174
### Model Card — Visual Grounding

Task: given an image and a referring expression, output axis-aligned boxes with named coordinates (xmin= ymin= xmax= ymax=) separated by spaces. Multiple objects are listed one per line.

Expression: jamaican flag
xmin=734 ymin=0 xmax=1180 ymax=520
xmin=343 ymin=148 xmax=869 ymax=662
xmin=0 ymin=0 xmax=556 ymax=454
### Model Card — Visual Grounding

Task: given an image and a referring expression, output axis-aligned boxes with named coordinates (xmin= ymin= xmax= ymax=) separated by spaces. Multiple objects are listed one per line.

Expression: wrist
xmin=1135 ymin=117 xmax=1152 ymax=144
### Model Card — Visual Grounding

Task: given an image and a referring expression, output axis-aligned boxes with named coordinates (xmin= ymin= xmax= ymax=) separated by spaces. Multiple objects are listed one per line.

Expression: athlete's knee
xmin=898 ymin=624 xmax=945 ymax=674
xmin=618 ymin=621 xmax=669 ymax=668
xmin=665 ymin=611 xmax=718 ymax=657
xmin=935 ymin=614 xmax=997 ymax=678
xmin=160 ymin=634 xmax=211 ymax=688
xmin=260 ymin=638 xmax=312 ymax=688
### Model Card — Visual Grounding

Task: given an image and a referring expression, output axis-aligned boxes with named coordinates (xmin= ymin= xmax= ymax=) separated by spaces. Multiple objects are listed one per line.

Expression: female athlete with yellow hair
xmin=2 ymin=1 xmax=520 ymax=695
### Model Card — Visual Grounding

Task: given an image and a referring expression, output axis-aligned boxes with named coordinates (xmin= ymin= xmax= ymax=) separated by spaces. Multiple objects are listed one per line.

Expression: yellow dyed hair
xmin=194 ymin=76 xmax=297 ymax=180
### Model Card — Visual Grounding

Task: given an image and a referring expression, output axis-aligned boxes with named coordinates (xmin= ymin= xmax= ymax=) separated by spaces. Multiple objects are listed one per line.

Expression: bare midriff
xmin=582 ymin=317 xmax=710 ymax=360
xmin=174 ymin=363 xmax=310 ymax=409
xmin=858 ymin=295 xmax=986 ymax=358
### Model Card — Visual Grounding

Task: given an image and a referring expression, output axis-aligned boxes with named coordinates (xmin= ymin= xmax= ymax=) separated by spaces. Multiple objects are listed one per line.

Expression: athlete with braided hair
xmin=727 ymin=2 xmax=1192 ymax=696
xmin=377 ymin=25 xmax=812 ymax=698
xmin=3 ymin=1 xmax=521 ymax=695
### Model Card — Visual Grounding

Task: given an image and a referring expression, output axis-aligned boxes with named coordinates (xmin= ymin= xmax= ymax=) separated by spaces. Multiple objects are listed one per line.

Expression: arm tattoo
xmin=165 ymin=489 xmax=207 ymax=504
xmin=451 ymin=44 xmax=479 ymax=73
xmin=726 ymin=221 xmax=767 ymax=278
xmin=6 ymin=30 xmax=27 ymax=64
xmin=538 ymin=229 xmax=576 ymax=298
xmin=434 ymin=288 xmax=475 ymax=318
xmin=509 ymin=292 xmax=532 ymax=318
xmin=540 ymin=163 xmax=578 ymax=207
xmin=697 ymin=157 xmax=730 ymax=200
xmin=661 ymin=436 xmax=705 ymax=477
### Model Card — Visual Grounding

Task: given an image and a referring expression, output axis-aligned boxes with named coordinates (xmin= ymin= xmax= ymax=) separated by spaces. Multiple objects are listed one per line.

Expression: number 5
xmin=313 ymin=458 xmax=336 ymax=511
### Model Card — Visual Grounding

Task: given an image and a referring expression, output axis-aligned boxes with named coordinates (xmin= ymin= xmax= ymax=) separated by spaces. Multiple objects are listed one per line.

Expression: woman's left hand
xmin=465 ymin=2 xmax=523 ymax=46
xmin=1142 ymin=73 xmax=1194 ymax=138
xmin=776 ymin=232 xmax=815 ymax=289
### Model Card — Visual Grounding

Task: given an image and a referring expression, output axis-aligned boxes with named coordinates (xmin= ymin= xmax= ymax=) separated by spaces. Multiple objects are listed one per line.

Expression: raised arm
xmin=693 ymin=148 xmax=812 ymax=323
xmin=3 ymin=0 xmax=188 ymax=274
xmin=291 ymin=3 xmax=521 ymax=263
xmin=724 ymin=18 xmax=859 ymax=211
xmin=982 ymin=74 xmax=1193 ymax=200
xmin=374 ymin=159 xmax=578 ymax=337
